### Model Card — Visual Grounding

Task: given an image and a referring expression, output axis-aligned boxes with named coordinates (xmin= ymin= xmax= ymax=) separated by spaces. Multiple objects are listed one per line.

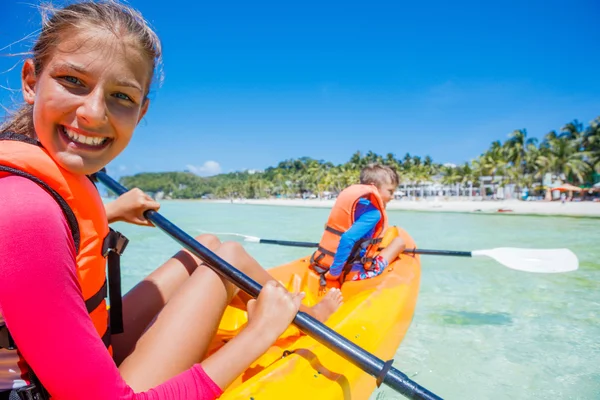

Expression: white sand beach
xmin=214 ymin=198 xmax=600 ymax=217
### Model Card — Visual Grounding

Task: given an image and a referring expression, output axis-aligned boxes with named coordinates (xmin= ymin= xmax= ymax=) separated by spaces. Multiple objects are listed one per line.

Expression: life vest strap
xmin=0 ymin=326 xmax=15 ymax=350
xmin=360 ymin=256 xmax=376 ymax=264
xmin=0 ymin=328 xmax=49 ymax=400
xmin=100 ymin=326 xmax=111 ymax=349
xmin=325 ymin=225 xmax=345 ymax=236
xmin=85 ymin=280 xmax=107 ymax=313
xmin=102 ymin=229 xmax=129 ymax=335
xmin=310 ymin=252 xmax=330 ymax=288
xmin=316 ymin=246 xmax=335 ymax=258
xmin=0 ymin=375 xmax=50 ymax=400
xmin=102 ymin=228 xmax=129 ymax=257
xmin=0 ymin=165 xmax=81 ymax=253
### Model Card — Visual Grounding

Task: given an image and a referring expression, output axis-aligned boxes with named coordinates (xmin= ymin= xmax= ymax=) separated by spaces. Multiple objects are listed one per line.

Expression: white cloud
xmin=186 ymin=161 xmax=222 ymax=176
xmin=118 ymin=165 xmax=127 ymax=172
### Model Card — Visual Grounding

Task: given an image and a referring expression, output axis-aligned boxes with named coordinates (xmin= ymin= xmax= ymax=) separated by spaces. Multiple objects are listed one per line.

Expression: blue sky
xmin=1 ymin=0 xmax=599 ymax=179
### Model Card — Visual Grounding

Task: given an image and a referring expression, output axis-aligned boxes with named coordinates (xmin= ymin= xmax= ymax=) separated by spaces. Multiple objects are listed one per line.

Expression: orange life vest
xmin=0 ymin=132 xmax=126 ymax=391
xmin=310 ymin=184 xmax=388 ymax=287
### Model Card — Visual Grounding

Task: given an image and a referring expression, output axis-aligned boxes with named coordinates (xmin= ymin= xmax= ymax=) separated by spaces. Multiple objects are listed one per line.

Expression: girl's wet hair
xmin=0 ymin=0 xmax=163 ymax=137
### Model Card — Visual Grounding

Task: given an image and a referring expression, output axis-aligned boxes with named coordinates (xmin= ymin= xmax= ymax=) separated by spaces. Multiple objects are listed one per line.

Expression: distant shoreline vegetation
xmin=118 ymin=117 xmax=600 ymax=200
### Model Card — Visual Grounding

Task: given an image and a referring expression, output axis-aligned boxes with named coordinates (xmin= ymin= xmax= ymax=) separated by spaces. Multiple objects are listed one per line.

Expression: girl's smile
xmin=58 ymin=125 xmax=112 ymax=150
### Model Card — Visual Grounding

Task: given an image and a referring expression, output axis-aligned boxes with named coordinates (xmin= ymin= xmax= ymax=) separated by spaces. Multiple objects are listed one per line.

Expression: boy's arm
xmin=328 ymin=199 xmax=381 ymax=278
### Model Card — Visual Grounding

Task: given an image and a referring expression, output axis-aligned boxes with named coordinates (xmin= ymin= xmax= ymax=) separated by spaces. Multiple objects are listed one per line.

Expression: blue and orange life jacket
xmin=310 ymin=184 xmax=388 ymax=287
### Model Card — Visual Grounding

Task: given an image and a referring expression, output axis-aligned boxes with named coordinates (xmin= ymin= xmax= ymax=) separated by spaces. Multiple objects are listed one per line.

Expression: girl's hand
xmin=246 ymin=280 xmax=304 ymax=343
xmin=201 ymin=282 xmax=304 ymax=389
xmin=105 ymin=188 xmax=160 ymax=226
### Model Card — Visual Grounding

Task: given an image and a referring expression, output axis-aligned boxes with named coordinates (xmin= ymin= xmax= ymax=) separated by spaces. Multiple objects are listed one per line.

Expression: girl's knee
xmin=217 ymin=240 xmax=246 ymax=257
xmin=194 ymin=234 xmax=221 ymax=251
xmin=215 ymin=241 xmax=248 ymax=268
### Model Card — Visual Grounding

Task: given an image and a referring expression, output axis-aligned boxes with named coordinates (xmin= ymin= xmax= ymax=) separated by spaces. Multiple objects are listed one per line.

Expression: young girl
xmin=0 ymin=2 xmax=342 ymax=399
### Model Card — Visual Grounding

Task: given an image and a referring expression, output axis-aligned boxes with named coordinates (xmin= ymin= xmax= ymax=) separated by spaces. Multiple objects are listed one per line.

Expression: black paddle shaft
xmin=258 ymin=239 xmax=472 ymax=258
xmin=406 ymin=248 xmax=472 ymax=257
xmin=94 ymin=171 xmax=443 ymax=400
xmin=259 ymin=238 xmax=319 ymax=248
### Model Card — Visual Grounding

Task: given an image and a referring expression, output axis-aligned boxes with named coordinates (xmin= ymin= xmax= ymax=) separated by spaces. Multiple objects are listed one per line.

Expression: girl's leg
xmin=117 ymin=241 xmax=342 ymax=391
xmin=222 ymin=242 xmax=343 ymax=323
xmin=111 ymin=234 xmax=221 ymax=365
xmin=118 ymin=241 xmax=246 ymax=391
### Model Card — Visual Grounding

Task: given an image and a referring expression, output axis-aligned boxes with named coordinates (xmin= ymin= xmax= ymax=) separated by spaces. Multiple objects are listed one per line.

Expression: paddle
xmin=94 ymin=171 xmax=442 ymax=400
xmin=200 ymin=233 xmax=579 ymax=274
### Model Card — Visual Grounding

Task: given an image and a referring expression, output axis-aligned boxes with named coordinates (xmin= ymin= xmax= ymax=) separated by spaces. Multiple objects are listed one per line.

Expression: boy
xmin=310 ymin=163 xmax=406 ymax=288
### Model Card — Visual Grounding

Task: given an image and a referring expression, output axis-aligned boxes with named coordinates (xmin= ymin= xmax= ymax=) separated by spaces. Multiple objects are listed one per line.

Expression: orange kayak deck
xmin=209 ymin=228 xmax=421 ymax=399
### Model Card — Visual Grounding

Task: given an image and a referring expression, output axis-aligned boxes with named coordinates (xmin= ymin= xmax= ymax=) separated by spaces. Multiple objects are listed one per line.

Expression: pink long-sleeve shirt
xmin=0 ymin=175 xmax=223 ymax=399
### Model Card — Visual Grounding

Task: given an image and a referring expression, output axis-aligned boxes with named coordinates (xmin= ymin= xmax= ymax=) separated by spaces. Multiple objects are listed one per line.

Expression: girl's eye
xmin=114 ymin=92 xmax=133 ymax=102
xmin=62 ymin=76 xmax=82 ymax=85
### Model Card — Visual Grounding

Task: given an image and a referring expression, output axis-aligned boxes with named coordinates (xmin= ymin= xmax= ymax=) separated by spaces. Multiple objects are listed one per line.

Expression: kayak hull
xmin=210 ymin=227 xmax=421 ymax=399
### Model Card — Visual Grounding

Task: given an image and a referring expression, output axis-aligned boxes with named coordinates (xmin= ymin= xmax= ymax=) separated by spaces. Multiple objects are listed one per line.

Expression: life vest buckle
xmin=15 ymin=383 xmax=48 ymax=400
xmin=102 ymin=229 xmax=129 ymax=257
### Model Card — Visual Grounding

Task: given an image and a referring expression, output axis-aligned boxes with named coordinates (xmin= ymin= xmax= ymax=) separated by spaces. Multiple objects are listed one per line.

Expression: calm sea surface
xmin=108 ymin=201 xmax=600 ymax=400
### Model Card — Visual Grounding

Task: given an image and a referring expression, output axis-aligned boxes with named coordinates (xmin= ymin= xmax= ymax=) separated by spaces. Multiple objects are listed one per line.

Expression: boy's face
xmin=376 ymin=180 xmax=397 ymax=206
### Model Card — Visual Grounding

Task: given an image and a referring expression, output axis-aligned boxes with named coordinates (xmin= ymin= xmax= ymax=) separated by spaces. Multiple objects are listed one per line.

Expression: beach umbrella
xmin=550 ymin=183 xmax=583 ymax=192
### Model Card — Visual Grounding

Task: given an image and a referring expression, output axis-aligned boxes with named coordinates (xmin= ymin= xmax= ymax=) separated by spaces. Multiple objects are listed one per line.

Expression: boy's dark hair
xmin=360 ymin=163 xmax=399 ymax=187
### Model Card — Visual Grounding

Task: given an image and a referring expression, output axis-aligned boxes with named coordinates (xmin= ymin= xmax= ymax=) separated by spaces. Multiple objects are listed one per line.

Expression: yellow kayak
xmin=207 ymin=227 xmax=422 ymax=399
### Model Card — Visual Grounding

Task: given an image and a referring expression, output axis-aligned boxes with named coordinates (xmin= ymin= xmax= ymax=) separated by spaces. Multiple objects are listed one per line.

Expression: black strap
xmin=325 ymin=225 xmax=344 ymax=236
xmin=102 ymin=229 xmax=128 ymax=335
xmin=0 ymin=326 xmax=16 ymax=350
xmin=0 ymin=132 xmax=40 ymax=146
xmin=107 ymin=252 xmax=124 ymax=334
xmin=315 ymin=246 xmax=335 ymax=257
xmin=310 ymin=252 xmax=329 ymax=288
xmin=0 ymin=385 xmax=48 ymax=400
xmin=0 ymin=166 xmax=81 ymax=253
xmin=84 ymin=280 xmax=107 ymax=313
xmin=341 ymin=258 xmax=358 ymax=283
xmin=100 ymin=326 xmax=112 ymax=349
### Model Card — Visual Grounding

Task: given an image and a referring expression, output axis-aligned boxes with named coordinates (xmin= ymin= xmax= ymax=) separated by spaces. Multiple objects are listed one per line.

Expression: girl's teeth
xmin=63 ymin=127 xmax=106 ymax=146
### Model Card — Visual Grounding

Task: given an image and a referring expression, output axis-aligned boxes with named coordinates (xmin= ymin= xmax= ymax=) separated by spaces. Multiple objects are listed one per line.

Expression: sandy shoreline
xmin=205 ymin=198 xmax=600 ymax=217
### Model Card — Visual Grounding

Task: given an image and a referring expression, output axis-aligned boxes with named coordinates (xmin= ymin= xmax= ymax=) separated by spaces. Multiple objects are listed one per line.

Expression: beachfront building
xmin=397 ymin=174 xmax=483 ymax=200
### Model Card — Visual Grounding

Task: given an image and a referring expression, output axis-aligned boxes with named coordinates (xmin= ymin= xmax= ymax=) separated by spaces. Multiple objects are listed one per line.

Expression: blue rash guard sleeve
xmin=328 ymin=198 xmax=382 ymax=278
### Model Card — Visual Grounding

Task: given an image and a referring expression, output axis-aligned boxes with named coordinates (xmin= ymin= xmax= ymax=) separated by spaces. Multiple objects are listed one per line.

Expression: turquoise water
xmin=109 ymin=202 xmax=600 ymax=400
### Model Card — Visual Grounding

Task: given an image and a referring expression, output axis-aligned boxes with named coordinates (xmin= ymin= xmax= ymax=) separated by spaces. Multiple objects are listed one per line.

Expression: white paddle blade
xmin=472 ymin=248 xmax=579 ymax=273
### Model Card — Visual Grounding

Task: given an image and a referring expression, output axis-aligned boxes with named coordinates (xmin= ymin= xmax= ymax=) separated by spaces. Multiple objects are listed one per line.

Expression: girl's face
xmin=22 ymin=28 xmax=151 ymax=175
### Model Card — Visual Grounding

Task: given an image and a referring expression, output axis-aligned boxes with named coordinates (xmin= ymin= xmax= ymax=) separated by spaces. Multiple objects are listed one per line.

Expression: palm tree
xmin=538 ymin=132 xmax=591 ymax=184
xmin=503 ymin=129 xmax=538 ymax=194
xmin=441 ymin=165 xmax=461 ymax=196
xmin=582 ymin=117 xmax=600 ymax=173
xmin=477 ymin=141 xmax=507 ymax=198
